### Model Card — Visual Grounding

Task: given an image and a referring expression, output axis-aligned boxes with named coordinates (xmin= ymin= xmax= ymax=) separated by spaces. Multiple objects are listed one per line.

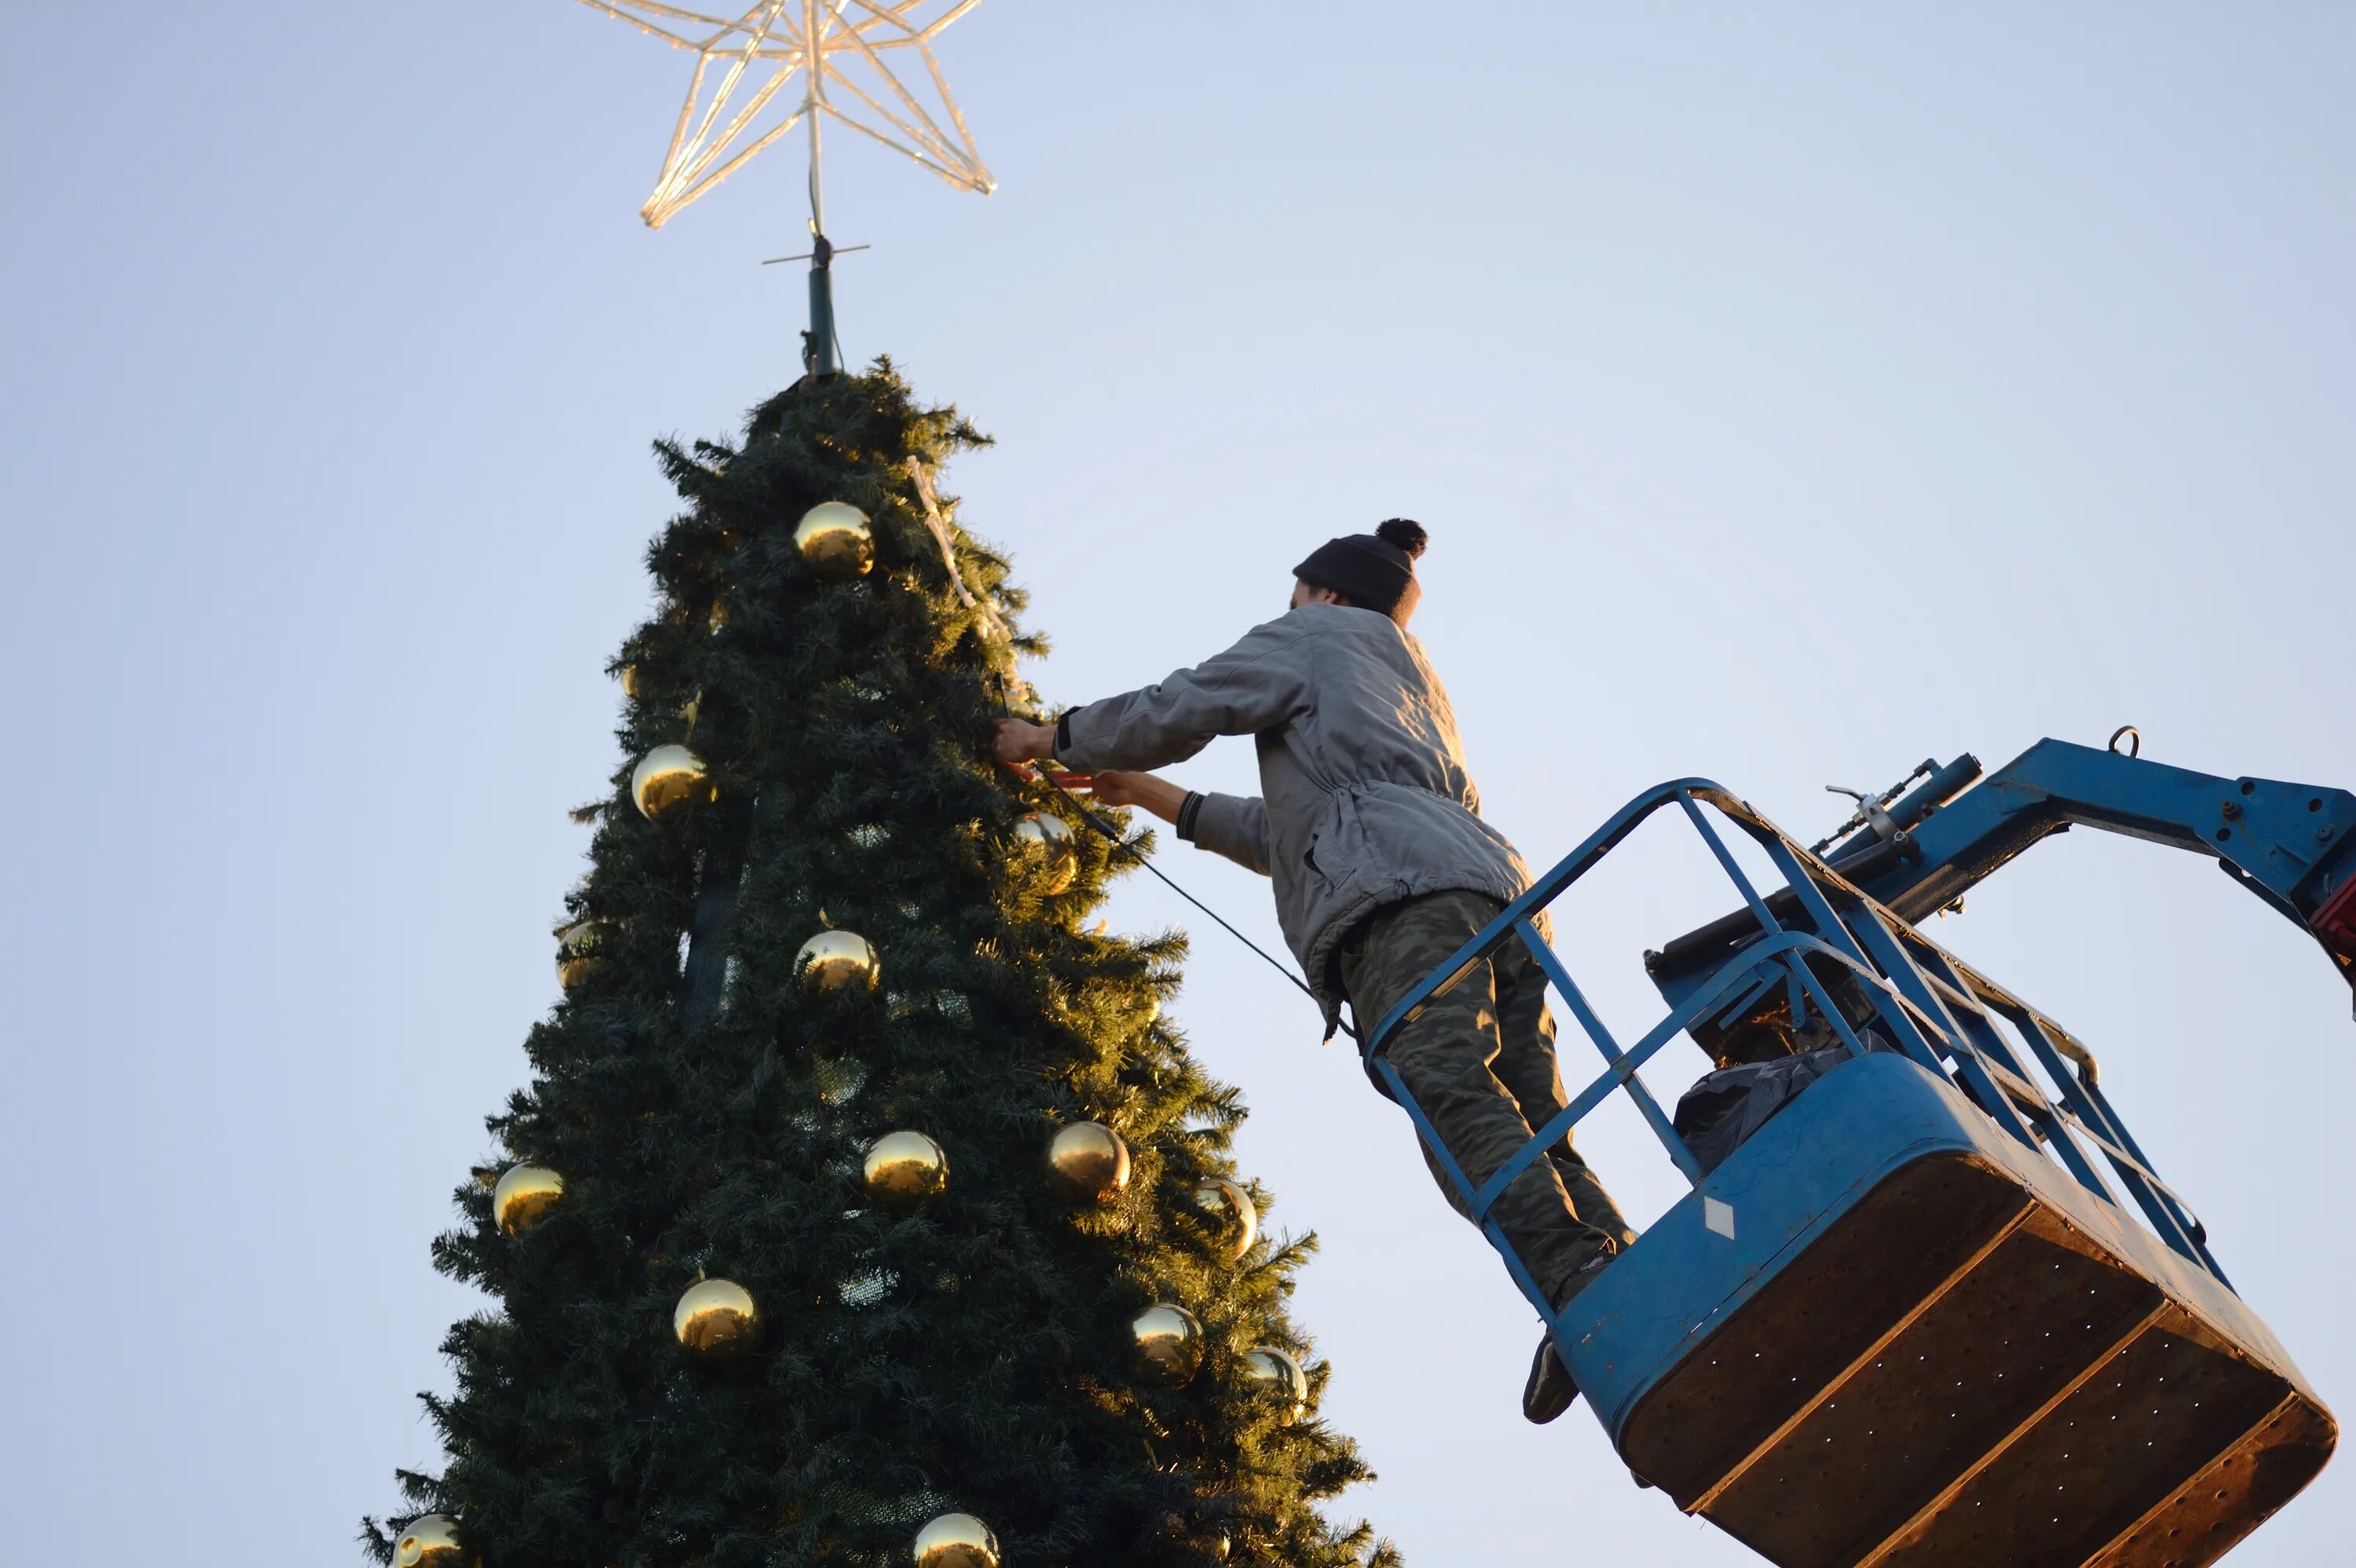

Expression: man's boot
xmin=1522 ymin=1251 xmax=1615 ymax=1424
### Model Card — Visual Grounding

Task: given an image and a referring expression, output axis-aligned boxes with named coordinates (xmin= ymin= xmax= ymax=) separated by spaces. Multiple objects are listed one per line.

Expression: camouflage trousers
xmin=1339 ymin=889 xmax=1635 ymax=1306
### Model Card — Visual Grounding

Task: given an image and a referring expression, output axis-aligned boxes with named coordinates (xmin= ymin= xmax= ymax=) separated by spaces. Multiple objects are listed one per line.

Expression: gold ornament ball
xmin=631 ymin=744 xmax=710 ymax=821
xmin=1192 ymin=1178 xmax=1260 ymax=1262
xmin=620 ymin=662 xmax=642 ymax=699
xmin=1044 ymin=1121 xmax=1131 ymax=1204
xmin=1129 ymin=1303 xmax=1205 ymax=1387
xmin=395 ymin=1514 xmax=467 ymax=1568
xmin=492 ymin=1164 xmax=565 ymax=1237
xmin=673 ymin=1277 xmax=763 ymax=1365
xmin=795 ymin=501 xmax=875 ymax=582
xmin=1012 ymin=812 xmax=1078 ymax=895
xmin=862 ymin=1130 xmax=949 ymax=1215
xmin=911 ymin=1511 xmax=999 ymax=1568
xmin=1242 ymin=1345 xmax=1310 ymax=1421
xmin=554 ymin=917 xmax=604 ymax=989
xmin=796 ymin=930 xmax=880 ymax=997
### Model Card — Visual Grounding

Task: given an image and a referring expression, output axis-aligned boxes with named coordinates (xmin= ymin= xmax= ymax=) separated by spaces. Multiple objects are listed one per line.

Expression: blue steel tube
xmin=1884 ymin=752 xmax=1982 ymax=833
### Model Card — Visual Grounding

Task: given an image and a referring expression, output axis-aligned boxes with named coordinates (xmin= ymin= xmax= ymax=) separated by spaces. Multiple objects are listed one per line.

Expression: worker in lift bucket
xmin=993 ymin=519 xmax=1636 ymax=1424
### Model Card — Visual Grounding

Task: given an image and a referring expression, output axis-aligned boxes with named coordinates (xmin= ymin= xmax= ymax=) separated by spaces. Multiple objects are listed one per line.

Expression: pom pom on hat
xmin=1294 ymin=519 xmax=1428 ymax=625
xmin=1376 ymin=517 xmax=1428 ymax=559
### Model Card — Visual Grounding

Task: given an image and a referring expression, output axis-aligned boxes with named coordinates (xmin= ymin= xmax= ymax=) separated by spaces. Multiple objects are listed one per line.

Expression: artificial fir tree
xmin=366 ymin=367 xmax=1399 ymax=1568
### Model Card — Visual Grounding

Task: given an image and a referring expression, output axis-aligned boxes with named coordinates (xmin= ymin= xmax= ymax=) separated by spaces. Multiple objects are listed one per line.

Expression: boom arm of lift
xmin=1651 ymin=737 xmax=2356 ymax=1018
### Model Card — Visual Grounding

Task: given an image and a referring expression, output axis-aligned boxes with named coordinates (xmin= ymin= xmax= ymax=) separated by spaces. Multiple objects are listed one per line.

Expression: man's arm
xmin=1092 ymin=772 xmax=1272 ymax=878
xmin=1090 ymin=770 xmax=1186 ymax=822
xmin=1182 ymin=791 xmax=1271 ymax=876
xmin=995 ymin=617 xmax=1312 ymax=774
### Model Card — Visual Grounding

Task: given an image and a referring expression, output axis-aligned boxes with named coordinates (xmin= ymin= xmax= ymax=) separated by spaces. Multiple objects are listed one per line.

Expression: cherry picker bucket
xmin=1364 ymin=781 xmax=2334 ymax=1568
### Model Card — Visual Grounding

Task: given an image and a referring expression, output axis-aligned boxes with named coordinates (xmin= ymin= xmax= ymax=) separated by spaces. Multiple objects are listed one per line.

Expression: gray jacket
xmin=1056 ymin=602 xmax=1535 ymax=1035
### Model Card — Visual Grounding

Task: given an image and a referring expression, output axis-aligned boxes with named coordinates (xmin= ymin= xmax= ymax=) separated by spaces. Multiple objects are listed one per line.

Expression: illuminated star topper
xmin=574 ymin=0 xmax=994 ymax=229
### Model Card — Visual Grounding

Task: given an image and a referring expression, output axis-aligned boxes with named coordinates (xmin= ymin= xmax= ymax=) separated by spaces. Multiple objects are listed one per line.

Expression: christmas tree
xmin=364 ymin=366 xmax=1399 ymax=1568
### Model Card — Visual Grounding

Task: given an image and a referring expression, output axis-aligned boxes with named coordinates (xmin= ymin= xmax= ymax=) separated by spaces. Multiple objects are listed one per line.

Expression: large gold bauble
xmin=620 ymin=662 xmax=642 ymax=699
xmin=862 ymin=1131 xmax=949 ymax=1215
xmin=554 ymin=917 xmax=604 ymax=989
xmin=911 ymin=1511 xmax=1000 ymax=1568
xmin=631 ymin=744 xmax=710 ymax=821
xmin=492 ymin=1164 xmax=565 ymax=1236
xmin=394 ymin=1514 xmax=467 ymax=1567
xmin=1044 ymin=1122 xmax=1130 ymax=1204
xmin=1192 ymin=1178 xmax=1260 ymax=1262
xmin=795 ymin=501 xmax=875 ymax=581
xmin=1241 ymin=1345 xmax=1310 ymax=1421
xmin=1129 ymin=1303 xmax=1205 ymax=1387
xmin=796 ymin=930 xmax=880 ymax=997
xmin=673 ymin=1277 xmax=763 ymax=1365
xmin=1012 ymin=812 xmax=1078 ymax=895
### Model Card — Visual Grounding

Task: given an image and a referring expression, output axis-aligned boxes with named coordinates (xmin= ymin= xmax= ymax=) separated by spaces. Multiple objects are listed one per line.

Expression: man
xmin=992 ymin=519 xmax=1637 ymax=1424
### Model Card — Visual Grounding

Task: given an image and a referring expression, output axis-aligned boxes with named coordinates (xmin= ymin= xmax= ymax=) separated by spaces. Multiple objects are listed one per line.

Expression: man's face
xmin=1290 ymin=579 xmax=1343 ymax=612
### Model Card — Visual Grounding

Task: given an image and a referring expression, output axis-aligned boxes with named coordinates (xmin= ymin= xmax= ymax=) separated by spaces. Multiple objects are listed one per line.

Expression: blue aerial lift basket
xmin=1366 ymin=742 xmax=2351 ymax=1568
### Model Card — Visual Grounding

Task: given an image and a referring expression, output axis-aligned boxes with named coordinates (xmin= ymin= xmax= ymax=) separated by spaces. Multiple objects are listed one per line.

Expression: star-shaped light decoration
xmin=575 ymin=0 xmax=994 ymax=228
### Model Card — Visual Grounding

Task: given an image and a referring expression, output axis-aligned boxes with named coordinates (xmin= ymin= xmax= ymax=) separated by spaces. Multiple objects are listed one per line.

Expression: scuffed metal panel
xmin=2093 ymin=1396 xmax=2339 ymax=1567
xmin=1712 ymin=1207 xmax=2164 ymax=1565
xmin=1619 ymin=1151 xmax=2025 ymax=1504
xmin=1867 ymin=1307 xmax=2292 ymax=1566
xmin=1613 ymin=1129 xmax=2334 ymax=1567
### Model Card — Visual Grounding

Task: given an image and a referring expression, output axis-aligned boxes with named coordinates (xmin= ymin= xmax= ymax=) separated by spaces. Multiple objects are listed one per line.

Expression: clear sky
xmin=2 ymin=4 xmax=2350 ymax=1564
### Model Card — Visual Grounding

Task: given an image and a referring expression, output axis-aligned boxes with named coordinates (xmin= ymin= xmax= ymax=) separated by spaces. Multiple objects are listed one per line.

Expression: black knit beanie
xmin=1293 ymin=518 xmax=1429 ymax=625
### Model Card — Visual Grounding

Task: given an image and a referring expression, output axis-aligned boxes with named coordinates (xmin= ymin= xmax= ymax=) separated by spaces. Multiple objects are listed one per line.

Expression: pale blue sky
xmin=2 ymin=5 xmax=2350 ymax=1564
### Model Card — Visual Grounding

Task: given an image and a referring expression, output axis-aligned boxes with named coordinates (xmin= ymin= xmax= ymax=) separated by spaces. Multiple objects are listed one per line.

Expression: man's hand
xmin=1092 ymin=770 xmax=1187 ymax=826
xmin=992 ymin=717 xmax=1057 ymax=767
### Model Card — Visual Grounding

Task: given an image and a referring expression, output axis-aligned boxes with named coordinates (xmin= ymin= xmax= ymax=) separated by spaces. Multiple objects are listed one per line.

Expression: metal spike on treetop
xmin=571 ymin=0 xmax=995 ymax=375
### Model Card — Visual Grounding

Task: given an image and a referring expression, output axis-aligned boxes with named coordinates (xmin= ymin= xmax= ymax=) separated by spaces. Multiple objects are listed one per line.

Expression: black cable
xmin=1038 ymin=772 xmax=1356 ymax=1038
